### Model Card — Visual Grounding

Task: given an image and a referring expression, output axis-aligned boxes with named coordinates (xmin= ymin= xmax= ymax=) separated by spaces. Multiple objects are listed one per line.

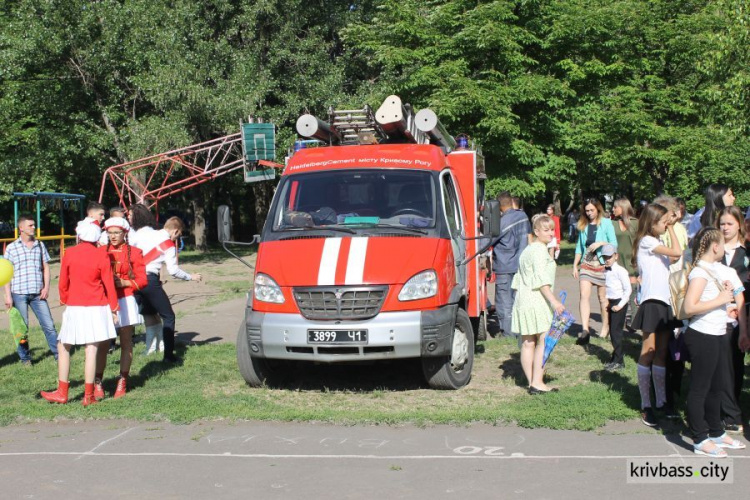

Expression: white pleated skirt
xmin=59 ymin=305 xmax=117 ymax=345
xmin=116 ymin=296 xmax=142 ymax=328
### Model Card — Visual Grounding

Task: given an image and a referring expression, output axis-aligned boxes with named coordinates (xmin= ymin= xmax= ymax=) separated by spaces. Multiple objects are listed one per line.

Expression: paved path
xmin=0 ymin=419 xmax=747 ymax=499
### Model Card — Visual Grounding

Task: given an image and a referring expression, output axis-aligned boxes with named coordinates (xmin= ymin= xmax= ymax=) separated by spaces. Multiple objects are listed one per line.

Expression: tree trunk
xmin=552 ymin=190 xmax=561 ymax=216
xmin=192 ymin=197 xmax=208 ymax=251
xmin=252 ymin=181 xmax=276 ymax=235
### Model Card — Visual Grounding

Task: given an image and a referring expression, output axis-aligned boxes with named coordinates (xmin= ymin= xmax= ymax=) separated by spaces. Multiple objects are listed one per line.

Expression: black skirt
xmin=631 ymin=299 xmax=679 ymax=333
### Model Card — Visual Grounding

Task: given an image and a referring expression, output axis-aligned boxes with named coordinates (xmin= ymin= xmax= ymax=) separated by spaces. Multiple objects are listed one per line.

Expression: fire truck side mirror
xmin=483 ymin=200 xmax=502 ymax=238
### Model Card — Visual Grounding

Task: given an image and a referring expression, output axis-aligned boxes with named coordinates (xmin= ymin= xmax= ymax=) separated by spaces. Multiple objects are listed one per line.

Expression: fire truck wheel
xmin=471 ymin=312 xmax=488 ymax=342
xmin=236 ymin=322 xmax=287 ymax=387
xmin=422 ymin=308 xmax=474 ymax=389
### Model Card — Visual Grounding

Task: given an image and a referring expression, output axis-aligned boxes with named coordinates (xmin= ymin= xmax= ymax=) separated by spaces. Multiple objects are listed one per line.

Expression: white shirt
xmin=132 ymin=227 xmax=191 ymax=280
xmin=716 ymin=263 xmax=744 ymax=325
xmin=688 ymin=261 xmax=732 ymax=335
xmin=637 ymin=235 xmax=671 ymax=304
xmin=605 ymin=262 xmax=632 ymax=308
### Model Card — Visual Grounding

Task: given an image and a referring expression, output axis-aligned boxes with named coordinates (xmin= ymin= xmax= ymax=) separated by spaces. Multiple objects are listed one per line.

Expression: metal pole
xmin=13 ymin=199 xmax=18 ymax=239
xmin=36 ymin=198 xmax=41 ymax=238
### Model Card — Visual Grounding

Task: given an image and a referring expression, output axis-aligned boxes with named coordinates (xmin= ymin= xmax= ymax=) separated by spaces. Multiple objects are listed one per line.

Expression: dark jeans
xmin=607 ymin=298 xmax=627 ymax=364
xmin=684 ymin=328 xmax=726 ymax=443
xmin=494 ymin=273 xmax=516 ymax=337
xmin=720 ymin=324 xmax=744 ymax=425
xmin=11 ymin=293 xmax=58 ymax=362
xmin=135 ymin=273 xmax=177 ymax=358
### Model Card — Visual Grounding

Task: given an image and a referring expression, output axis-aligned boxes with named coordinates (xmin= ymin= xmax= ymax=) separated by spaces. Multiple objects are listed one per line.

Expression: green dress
xmin=613 ymin=217 xmax=638 ymax=277
xmin=511 ymin=242 xmax=557 ymax=336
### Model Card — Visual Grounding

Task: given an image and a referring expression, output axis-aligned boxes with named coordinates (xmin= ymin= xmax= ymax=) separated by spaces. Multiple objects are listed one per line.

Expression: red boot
xmin=113 ymin=376 xmax=127 ymax=399
xmin=94 ymin=378 xmax=105 ymax=401
xmin=40 ymin=380 xmax=70 ymax=404
xmin=82 ymin=383 xmax=99 ymax=407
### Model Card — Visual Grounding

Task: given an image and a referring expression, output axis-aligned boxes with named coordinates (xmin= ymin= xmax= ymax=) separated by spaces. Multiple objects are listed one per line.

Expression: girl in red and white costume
xmin=94 ymin=217 xmax=147 ymax=399
xmin=40 ymin=221 xmax=119 ymax=406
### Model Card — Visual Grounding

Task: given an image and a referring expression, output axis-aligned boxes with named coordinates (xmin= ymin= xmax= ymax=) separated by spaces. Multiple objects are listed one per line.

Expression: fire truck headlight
xmin=254 ymin=273 xmax=285 ymax=304
xmin=398 ymin=270 xmax=438 ymax=301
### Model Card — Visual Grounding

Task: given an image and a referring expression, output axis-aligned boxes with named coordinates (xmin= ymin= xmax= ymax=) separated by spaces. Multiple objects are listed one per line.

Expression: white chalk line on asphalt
xmin=78 ymin=426 xmax=137 ymax=458
xmin=1 ymin=451 xmax=749 ymax=460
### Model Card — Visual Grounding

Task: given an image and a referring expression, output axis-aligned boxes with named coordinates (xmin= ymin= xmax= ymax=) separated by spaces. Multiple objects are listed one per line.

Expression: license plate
xmin=307 ymin=329 xmax=368 ymax=344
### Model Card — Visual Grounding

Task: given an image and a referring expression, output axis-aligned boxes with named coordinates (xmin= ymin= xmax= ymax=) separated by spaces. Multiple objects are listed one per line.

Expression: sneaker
xmin=20 ymin=360 xmax=32 ymax=367
xmin=724 ymin=423 xmax=744 ymax=434
xmin=641 ymin=407 xmax=658 ymax=427
xmin=605 ymin=362 xmax=625 ymax=372
xmin=656 ymin=404 xmax=680 ymax=420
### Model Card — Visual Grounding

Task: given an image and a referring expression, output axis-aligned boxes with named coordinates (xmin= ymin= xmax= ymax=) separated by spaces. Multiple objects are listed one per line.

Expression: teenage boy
xmin=2 ymin=214 xmax=59 ymax=365
xmin=602 ymin=244 xmax=631 ymax=371
xmin=133 ymin=216 xmax=202 ymax=362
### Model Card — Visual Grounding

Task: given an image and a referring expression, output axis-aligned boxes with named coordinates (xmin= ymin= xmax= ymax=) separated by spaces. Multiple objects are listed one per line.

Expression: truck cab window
xmin=441 ymin=172 xmax=462 ymax=237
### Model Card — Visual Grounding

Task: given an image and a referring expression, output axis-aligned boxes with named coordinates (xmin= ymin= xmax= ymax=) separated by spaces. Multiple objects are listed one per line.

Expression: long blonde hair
xmin=691 ymin=227 xmax=723 ymax=266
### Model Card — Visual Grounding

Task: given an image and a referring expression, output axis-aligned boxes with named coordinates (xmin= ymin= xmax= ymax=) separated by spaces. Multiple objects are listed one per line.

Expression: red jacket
xmin=105 ymin=244 xmax=147 ymax=299
xmin=59 ymin=242 xmax=119 ymax=311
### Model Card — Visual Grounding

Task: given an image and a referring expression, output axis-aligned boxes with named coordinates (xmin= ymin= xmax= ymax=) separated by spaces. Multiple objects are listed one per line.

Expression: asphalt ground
xmin=1 ymin=419 xmax=748 ymax=499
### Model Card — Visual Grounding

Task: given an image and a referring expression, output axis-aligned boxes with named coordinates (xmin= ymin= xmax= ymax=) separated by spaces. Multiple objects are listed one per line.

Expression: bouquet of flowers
xmin=542 ymin=292 xmax=575 ymax=367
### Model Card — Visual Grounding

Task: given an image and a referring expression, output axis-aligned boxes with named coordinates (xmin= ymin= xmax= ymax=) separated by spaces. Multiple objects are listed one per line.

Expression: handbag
xmin=669 ymin=262 xmax=724 ymax=320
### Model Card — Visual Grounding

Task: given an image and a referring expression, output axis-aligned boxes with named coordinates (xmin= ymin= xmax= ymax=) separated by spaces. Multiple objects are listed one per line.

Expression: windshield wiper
xmin=369 ymin=223 xmax=428 ymax=235
xmin=282 ymin=225 xmax=356 ymax=234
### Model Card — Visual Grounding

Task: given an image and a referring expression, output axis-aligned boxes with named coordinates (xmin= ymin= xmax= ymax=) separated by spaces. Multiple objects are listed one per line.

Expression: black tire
xmin=236 ymin=322 xmax=286 ymax=387
xmin=422 ymin=308 xmax=474 ymax=389
xmin=471 ymin=312 xmax=488 ymax=342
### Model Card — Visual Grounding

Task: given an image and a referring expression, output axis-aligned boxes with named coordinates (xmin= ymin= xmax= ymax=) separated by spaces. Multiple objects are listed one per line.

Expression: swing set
xmin=0 ymin=192 xmax=86 ymax=257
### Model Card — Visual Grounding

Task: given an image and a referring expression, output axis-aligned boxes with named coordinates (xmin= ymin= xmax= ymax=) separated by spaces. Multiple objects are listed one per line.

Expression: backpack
xmin=669 ymin=263 xmax=692 ymax=321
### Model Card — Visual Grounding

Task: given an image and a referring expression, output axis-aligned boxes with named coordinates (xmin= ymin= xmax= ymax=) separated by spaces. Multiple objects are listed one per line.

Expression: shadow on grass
xmin=100 ymin=344 xmax=187 ymax=395
xmin=498 ymin=351 xmax=526 ymax=388
xmin=276 ymin=359 xmax=431 ymax=392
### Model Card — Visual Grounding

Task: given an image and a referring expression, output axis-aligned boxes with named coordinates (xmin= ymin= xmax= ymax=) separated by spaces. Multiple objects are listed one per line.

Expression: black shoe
xmin=604 ymin=362 xmax=625 ymax=372
xmin=163 ymin=354 xmax=181 ymax=364
xmin=641 ymin=408 xmax=658 ymax=427
xmin=528 ymin=386 xmax=559 ymax=395
xmin=576 ymin=334 xmax=590 ymax=346
xmin=723 ymin=422 xmax=744 ymax=434
xmin=656 ymin=404 xmax=680 ymax=420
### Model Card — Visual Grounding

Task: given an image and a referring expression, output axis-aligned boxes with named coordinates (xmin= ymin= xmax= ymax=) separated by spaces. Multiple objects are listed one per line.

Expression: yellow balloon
xmin=0 ymin=258 xmax=13 ymax=287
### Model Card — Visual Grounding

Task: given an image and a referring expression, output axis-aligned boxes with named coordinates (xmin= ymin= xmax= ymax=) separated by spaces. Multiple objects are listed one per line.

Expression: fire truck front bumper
xmin=243 ymin=305 xmax=457 ymax=363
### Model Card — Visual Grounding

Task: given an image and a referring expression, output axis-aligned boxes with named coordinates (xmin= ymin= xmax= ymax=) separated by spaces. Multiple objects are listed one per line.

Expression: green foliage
xmin=0 ymin=0 xmax=747 ymax=217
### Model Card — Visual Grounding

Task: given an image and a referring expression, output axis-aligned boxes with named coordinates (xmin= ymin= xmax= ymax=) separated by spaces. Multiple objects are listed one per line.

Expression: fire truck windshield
xmin=271 ymin=169 xmax=436 ymax=232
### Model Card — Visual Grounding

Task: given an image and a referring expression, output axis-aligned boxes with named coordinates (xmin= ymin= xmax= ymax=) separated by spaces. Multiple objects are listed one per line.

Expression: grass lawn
xmin=2 ymin=324 xmax=714 ymax=431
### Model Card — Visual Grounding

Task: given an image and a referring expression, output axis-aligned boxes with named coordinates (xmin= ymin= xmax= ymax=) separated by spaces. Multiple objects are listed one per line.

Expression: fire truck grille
xmin=293 ymin=286 xmax=389 ymax=320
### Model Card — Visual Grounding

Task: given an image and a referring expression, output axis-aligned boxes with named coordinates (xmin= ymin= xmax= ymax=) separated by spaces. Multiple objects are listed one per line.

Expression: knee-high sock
xmin=637 ymin=364 xmax=652 ymax=409
xmin=652 ymin=365 xmax=667 ymax=408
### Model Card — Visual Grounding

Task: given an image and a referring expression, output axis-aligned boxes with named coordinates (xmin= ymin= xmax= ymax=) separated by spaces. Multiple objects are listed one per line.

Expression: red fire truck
xmin=237 ymin=96 xmax=500 ymax=389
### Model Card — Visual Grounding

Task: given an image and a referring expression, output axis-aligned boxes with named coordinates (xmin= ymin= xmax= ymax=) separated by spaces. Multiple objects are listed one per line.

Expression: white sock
xmin=144 ymin=324 xmax=162 ymax=355
xmin=637 ymin=364 xmax=652 ymax=409
xmin=652 ymin=365 xmax=667 ymax=408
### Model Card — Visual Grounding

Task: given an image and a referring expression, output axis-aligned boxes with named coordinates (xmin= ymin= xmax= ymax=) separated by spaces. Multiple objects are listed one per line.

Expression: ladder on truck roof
xmin=98 ymin=121 xmax=280 ymax=209
xmin=295 ymin=95 xmax=459 ymax=151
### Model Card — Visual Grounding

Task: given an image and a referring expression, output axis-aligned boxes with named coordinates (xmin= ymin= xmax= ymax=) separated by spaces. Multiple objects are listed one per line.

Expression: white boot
xmin=157 ymin=328 xmax=164 ymax=353
xmin=144 ymin=324 xmax=162 ymax=355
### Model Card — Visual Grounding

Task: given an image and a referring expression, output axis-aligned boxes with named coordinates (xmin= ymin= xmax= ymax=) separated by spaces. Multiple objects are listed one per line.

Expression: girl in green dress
xmin=512 ymin=214 xmax=567 ymax=394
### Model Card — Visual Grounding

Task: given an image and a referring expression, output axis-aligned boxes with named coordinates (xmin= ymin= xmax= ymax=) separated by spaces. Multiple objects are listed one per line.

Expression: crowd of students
xmin=0 ymin=202 xmax=202 ymax=405
xmin=493 ymin=183 xmax=749 ymax=458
